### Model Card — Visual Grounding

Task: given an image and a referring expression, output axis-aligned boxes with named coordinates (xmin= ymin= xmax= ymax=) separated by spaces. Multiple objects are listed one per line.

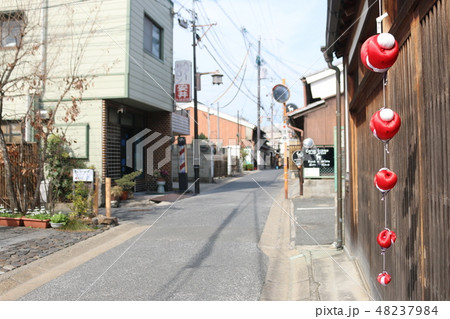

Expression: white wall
xmin=128 ymin=0 xmax=174 ymax=111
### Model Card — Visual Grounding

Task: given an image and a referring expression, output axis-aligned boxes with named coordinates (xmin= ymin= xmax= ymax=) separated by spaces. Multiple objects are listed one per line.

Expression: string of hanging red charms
xmin=360 ymin=10 xmax=400 ymax=286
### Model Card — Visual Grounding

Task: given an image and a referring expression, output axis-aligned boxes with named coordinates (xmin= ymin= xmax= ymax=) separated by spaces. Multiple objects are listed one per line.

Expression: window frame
xmin=0 ymin=11 xmax=24 ymax=49
xmin=143 ymin=14 xmax=163 ymax=60
xmin=1 ymin=120 xmax=22 ymax=143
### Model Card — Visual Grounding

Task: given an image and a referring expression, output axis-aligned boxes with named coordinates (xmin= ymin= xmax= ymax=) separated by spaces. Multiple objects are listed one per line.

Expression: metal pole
xmin=282 ymin=79 xmax=288 ymax=199
xmin=217 ymin=102 xmax=220 ymax=147
xmin=41 ymin=0 xmax=48 ymax=99
xmin=192 ymin=1 xmax=200 ymax=194
xmin=271 ymin=98 xmax=274 ymax=151
xmin=208 ymin=105 xmax=213 ymax=183
xmin=323 ymin=49 xmax=343 ymax=249
xmin=256 ymin=38 xmax=261 ymax=170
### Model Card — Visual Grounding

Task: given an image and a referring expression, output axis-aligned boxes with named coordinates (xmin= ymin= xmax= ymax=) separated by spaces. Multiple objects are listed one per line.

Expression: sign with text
xmin=73 ymin=169 xmax=94 ymax=182
xmin=175 ymin=60 xmax=192 ymax=102
xmin=303 ymin=147 xmax=334 ymax=168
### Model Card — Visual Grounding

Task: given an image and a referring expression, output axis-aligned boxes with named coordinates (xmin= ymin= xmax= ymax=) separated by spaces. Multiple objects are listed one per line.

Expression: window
xmin=1 ymin=121 xmax=21 ymax=143
xmin=0 ymin=12 xmax=24 ymax=48
xmin=144 ymin=15 xmax=162 ymax=59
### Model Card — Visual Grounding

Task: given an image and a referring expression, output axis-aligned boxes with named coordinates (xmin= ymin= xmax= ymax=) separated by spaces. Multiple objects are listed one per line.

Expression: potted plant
xmin=50 ymin=212 xmax=69 ymax=228
xmin=115 ymin=170 xmax=142 ymax=200
xmin=111 ymin=185 xmax=123 ymax=200
xmin=0 ymin=206 xmax=23 ymax=227
xmin=22 ymin=208 xmax=51 ymax=228
xmin=153 ymin=169 xmax=169 ymax=193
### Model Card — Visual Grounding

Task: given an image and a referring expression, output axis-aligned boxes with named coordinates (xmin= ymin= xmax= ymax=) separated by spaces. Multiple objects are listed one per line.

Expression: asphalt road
xmin=21 ymin=170 xmax=283 ymax=301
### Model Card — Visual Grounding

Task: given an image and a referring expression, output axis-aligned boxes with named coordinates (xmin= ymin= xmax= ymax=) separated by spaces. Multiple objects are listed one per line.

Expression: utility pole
xmin=256 ymin=38 xmax=261 ymax=170
xmin=271 ymin=98 xmax=274 ymax=153
xmin=192 ymin=0 xmax=200 ymax=194
xmin=208 ymin=105 xmax=213 ymax=183
xmin=217 ymin=102 xmax=220 ymax=147
xmin=282 ymin=79 xmax=288 ymax=199
xmin=237 ymin=110 xmax=240 ymax=141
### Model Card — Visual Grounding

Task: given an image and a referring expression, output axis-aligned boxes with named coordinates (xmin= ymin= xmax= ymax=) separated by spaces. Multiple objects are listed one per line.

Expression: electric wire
xmin=212 ymin=48 xmax=249 ymax=104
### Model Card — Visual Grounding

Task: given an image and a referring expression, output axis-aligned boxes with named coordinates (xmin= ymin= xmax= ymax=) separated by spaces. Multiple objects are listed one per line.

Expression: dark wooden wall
xmin=345 ymin=0 xmax=449 ymax=300
xmin=0 ymin=143 xmax=38 ymax=209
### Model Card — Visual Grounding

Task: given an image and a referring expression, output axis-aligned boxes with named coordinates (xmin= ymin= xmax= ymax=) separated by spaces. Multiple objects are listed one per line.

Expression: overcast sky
xmin=172 ymin=0 xmax=330 ymax=128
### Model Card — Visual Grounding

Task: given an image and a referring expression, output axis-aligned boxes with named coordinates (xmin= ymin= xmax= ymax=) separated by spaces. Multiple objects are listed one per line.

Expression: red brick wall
xmin=182 ymin=107 xmax=248 ymax=146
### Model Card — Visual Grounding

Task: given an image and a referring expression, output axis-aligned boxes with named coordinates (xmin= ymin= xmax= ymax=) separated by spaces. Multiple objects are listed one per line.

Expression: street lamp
xmin=212 ymin=73 xmax=223 ymax=85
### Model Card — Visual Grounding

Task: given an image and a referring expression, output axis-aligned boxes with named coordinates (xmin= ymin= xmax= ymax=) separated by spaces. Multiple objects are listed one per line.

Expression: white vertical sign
xmin=174 ymin=60 xmax=192 ymax=102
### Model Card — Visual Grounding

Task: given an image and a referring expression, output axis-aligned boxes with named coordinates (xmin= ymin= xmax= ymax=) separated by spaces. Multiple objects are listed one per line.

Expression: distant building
xmin=287 ymin=65 xmax=344 ymax=178
xmin=288 ymin=65 xmax=343 ymax=146
xmin=177 ymin=102 xmax=255 ymax=147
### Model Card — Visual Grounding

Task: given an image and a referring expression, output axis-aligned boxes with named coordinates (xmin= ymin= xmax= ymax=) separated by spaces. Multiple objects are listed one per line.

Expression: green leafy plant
xmin=50 ymin=213 xmax=69 ymax=225
xmin=0 ymin=212 xmax=22 ymax=218
xmin=240 ymin=148 xmax=249 ymax=160
xmin=153 ymin=169 xmax=168 ymax=180
xmin=25 ymin=213 xmax=51 ymax=220
xmin=115 ymin=171 xmax=142 ymax=192
xmin=46 ymin=134 xmax=87 ymax=204
xmin=67 ymin=182 xmax=92 ymax=216
xmin=244 ymin=164 xmax=254 ymax=171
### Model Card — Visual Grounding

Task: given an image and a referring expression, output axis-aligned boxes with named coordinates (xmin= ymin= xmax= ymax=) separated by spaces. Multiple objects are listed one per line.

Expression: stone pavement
xmin=0 ymin=226 xmax=106 ymax=274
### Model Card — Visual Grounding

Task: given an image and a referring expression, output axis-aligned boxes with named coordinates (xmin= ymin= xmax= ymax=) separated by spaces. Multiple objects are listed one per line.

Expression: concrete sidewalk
xmin=259 ymin=176 xmax=372 ymax=301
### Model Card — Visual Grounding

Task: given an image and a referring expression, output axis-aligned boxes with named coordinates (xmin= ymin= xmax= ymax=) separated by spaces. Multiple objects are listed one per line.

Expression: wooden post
xmin=298 ymin=165 xmax=303 ymax=196
xmin=105 ymin=177 xmax=111 ymax=218
xmin=93 ymin=176 xmax=99 ymax=216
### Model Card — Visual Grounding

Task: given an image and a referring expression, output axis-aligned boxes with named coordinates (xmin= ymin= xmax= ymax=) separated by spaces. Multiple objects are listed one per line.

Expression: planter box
xmin=22 ymin=218 xmax=50 ymax=229
xmin=0 ymin=217 xmax=23 ymax=227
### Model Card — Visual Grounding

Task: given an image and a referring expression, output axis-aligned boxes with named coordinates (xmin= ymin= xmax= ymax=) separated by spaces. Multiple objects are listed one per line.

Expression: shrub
xmin=67 ymin=182 xmax=92 ymax=216
xmin=46 ymin=134 xmax=87 ymax=203
xmin=244 ymin=164 xmax=254 ymax=171
xmin=115 ymin=171 xmax=142 ymax=192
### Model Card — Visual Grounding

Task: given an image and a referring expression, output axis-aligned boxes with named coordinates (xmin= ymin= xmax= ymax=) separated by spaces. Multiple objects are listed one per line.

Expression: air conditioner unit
xmin=39 ymin=109 xmax=49 ymax=119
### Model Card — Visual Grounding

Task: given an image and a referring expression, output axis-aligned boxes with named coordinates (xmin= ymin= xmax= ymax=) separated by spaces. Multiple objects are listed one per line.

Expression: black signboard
xmin=303 ymin=147 xmax=334 ymax=169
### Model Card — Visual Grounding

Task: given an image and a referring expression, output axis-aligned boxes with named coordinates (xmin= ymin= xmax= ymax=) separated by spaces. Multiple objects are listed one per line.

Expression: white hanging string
xmin=379 ymin=0 xmax=389 ymax=275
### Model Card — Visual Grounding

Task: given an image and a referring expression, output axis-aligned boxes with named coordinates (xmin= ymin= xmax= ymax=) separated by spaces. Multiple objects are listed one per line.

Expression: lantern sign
xmin=272 ymin=84 xmax=290 ymax=103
